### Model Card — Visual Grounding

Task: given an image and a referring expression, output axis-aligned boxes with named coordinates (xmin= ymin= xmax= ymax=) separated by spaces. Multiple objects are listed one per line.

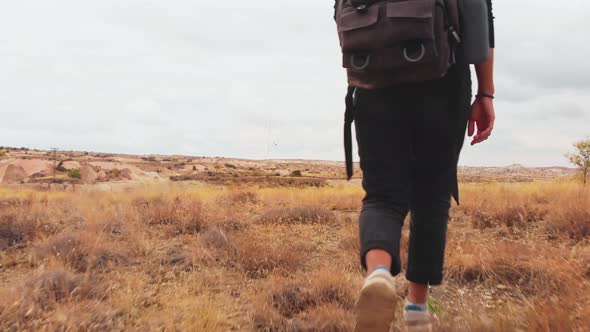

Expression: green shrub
xmin=291 ymin=170 xmax=303 ymax=177
xmin=0 ymin=150 xmax=6 ymax=157
xmin=67 ymin=169 xmax=81 ymax=179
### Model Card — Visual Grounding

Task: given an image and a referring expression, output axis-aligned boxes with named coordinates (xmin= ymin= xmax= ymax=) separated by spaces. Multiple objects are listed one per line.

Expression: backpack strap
xmin=344 ymin=86 xmax=355 ymax=180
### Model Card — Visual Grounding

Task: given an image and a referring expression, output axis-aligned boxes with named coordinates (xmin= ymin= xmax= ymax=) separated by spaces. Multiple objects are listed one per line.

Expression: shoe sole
xmin=354 ymin=279 xmax=398 ymax=332
xmin=404 ymin=322 xmax=433 ymax=332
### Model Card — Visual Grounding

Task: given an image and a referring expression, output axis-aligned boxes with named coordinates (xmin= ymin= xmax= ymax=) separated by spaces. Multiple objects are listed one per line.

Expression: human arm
xmin=468 ymin=0 xmax=495 ymax=146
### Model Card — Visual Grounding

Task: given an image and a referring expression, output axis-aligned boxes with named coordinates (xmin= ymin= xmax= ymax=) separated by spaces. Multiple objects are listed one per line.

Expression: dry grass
xmin=0 ymin=181 xmax=588 ymax=330
xmin=135 ymin=195 xmax=208 ymax=236
xmin=0 ymin=267 xmax=118 ymax=331
xmin=253 ymin=271 xmax=357 ymax=332
xmin=234 ymin=225 xmax=315 ymax=279
xmin=258 ymin=206 xmax=337 ymax=225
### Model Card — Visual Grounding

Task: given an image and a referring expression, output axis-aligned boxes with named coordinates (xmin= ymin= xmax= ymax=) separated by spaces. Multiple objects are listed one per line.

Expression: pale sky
xmin=1 ymin=1 xmax=588 ymax=167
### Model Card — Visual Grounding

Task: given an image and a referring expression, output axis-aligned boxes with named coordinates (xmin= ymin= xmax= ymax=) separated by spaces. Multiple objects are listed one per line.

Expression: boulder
xmin=80 ymin=164 xmax=98 ymax=183
xmin=96 ymin=170 xmax=107 ymax=181
xmin=2 ymin=164 xmax=27 ymax=184
xmin=120 ymin=168 xmax=133 ymax=180
xmin=62 ymin=161 xmax=81 ymax=170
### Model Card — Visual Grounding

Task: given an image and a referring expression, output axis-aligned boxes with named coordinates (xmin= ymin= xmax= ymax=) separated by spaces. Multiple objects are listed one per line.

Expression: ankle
xmin=407 ymin=281 xmax=428 ymax=304
xmin=405 ymin=298 xmax=427 ymax=311
xmin=407 ymin=294 xmax=427 ymax=305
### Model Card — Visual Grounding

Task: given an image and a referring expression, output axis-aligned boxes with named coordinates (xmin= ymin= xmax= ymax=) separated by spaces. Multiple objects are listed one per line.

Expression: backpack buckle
xmin=449 ymin=26 xmax=462 ymax=43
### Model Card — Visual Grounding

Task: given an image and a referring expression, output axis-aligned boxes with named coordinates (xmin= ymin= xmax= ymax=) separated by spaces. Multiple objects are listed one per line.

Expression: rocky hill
xmin=0 ymin=147 xmax=578 ymax=187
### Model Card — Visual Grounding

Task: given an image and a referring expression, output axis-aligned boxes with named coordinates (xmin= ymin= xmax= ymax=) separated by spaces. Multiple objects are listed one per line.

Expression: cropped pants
xmin=352 ymin=64 xmax=471 ymax=285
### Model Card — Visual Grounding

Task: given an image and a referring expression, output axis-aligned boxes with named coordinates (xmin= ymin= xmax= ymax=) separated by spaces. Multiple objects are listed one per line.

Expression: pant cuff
xmin=406 ymin=272 xmax=444 ymax=286
xmin=360 ymin=241 xmax=401 ymax=276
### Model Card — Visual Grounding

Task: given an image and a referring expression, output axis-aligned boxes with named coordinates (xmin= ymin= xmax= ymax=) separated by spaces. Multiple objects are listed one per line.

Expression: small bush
xmin=465 ymin=204 xmax=547 ymax=229
xmin=159 ymin=244 xmax=212 ymax=272
xmin=34 ymin=232 xmax=132 ymax=272
xmin=236 ymin=234 xmax=312 ymax=278
xmin=110 ymin=168 xmax=121 ymax=177
xmin=217 ymin=190 xmax=258 ymax=206
xmin=272 ymin=284 xmax=315 ymax=318
xmin=35 ymin=233 xmax=89 ymax=272
xmin=24 ymin=270 xmax=106 ymax=307
xmin=0 ymin=150 xmax=6 ymax=157
xmin=545 ymin=205 xmax=590 ymax=241
xmin=253 ymin=274 xmax=356 ymax=331
xmin=136 ymin=196 xmax=207 ymax=236
xmin=225 ymin=163 xmax=237 ymax=169
xmin=445 ymin=240 xmax=578 ymax=296
xmin=291 ymin=170 xmax=303 ymax=177
xmin=201 ymin=227 xmax=234 ymax=252
xmin=307 ymin=270 xmax=356 ymax=310
xmin=0 ymin=213 xmax=36 ymax=250
xmin=258 ymin=206 xmax=337 ymax=225
xmin=67 ymin=169 xmax=81 ymax=179
xmin=0 ymin=269 xmax=113 ymax=331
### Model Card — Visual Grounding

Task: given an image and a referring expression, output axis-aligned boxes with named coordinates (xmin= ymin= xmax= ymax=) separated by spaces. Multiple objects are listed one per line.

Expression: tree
xmin=567 ymin=139 xmax=590 ymax=185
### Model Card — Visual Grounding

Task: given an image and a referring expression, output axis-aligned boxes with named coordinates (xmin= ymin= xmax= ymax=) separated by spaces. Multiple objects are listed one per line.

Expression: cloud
xmin=0 ymin=0 xmax=588 ymax=166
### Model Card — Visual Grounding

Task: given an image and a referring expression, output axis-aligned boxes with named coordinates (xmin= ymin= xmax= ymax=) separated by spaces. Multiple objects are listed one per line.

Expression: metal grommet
xmin=356 ymin=5 xmax=367 ymax=13
xmin=403 ymin=44 xmax=426 ymax=63
xmin=350 ymin=54 xmax=371 ymax=71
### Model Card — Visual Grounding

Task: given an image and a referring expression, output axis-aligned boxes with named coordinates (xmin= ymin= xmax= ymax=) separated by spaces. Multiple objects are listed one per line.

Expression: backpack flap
xmin=336 ymin=0 xmax=459 ymax=86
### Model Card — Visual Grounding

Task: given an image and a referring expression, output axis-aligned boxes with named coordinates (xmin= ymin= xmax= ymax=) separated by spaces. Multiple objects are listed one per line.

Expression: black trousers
xmin=353 ymin=64 xmax=471 ymax=285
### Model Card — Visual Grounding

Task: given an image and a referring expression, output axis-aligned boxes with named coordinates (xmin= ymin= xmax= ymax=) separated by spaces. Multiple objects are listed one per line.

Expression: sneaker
xmin=353 ymin=269 xmax=399 ymax=332
xmin=403 ymin=302 xmax=436 ymax=332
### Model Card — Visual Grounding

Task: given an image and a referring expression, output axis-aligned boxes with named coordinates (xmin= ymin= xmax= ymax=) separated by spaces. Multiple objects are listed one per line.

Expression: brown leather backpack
xmin=335 ymin=0 xmax=461 ymax=89
xmin=336 ymin=0 xmax=462 ymax=179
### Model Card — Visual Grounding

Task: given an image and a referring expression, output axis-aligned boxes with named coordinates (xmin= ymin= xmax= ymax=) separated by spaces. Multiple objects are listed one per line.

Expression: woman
xmin=336 ymin=0 xmax=496 ymax=330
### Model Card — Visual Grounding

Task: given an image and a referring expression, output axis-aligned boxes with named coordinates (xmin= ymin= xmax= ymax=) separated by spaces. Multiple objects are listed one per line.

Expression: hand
xmin=468 ymin=96 xmax=495 ymax=145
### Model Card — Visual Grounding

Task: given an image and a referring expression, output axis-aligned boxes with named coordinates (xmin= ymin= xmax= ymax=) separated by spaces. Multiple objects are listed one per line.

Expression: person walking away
xmin=333 ymin=0 xmax=496 ymax=330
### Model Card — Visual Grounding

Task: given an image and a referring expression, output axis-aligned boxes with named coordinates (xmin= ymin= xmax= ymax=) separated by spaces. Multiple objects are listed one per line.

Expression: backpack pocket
xmin=337 ymin=5 xmax=381 ymax=52
xmin=375 ymin=0 xmax=439 ymax=68
xmin=383 ymin=0 xmax=435 ymax=46
xmin=337 ymin=0 xmax=451 ymax=72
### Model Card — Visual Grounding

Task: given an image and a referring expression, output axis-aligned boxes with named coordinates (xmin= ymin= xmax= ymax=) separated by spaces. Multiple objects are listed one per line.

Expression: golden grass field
xmin=0 ymin=180 xmax=589 ymax=331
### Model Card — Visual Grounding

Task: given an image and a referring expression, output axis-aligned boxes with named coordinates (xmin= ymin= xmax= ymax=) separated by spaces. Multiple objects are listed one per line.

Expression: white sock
xmin=367 ymin=266 xmax=391 ymax=278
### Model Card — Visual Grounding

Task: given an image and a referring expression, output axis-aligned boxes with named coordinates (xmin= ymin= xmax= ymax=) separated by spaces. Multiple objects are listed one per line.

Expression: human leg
xmin=353 ymin=86 xmax=412 ymax=332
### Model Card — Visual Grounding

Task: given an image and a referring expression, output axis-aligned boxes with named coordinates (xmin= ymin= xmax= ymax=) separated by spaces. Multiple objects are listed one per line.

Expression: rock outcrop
xmin=80 ymin=164 xmax=98 ymax=183
xmin=1 ymin=164 xmax=27 ymax=184
xmin=96 ymin=170 xmax=107 ymax=181
xmin=120 ymin=168 xmax=133 ymax=180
